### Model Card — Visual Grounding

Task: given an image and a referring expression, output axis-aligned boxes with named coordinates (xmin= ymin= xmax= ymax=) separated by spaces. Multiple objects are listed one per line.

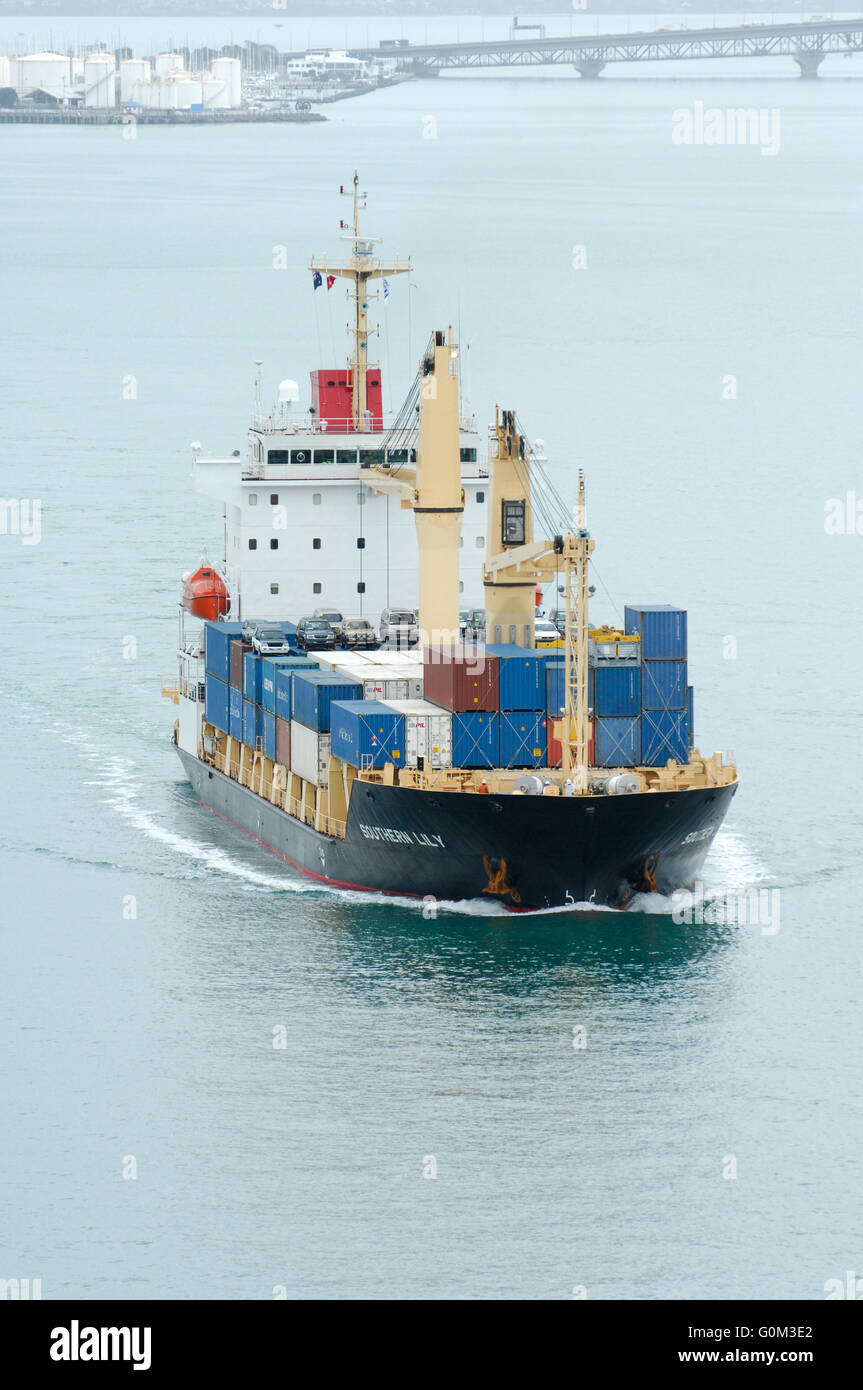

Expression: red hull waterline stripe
xmin=200 ymin=797 xmax=426 ymax=900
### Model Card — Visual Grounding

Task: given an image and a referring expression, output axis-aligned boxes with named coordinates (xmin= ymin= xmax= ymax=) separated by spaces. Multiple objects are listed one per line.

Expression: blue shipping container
xmin=641 ymin=658 xmax=687 ymax=711
xmin=243 ymin=699 xmax=259 ymax=748
xmin=451 ymin=711 xmax=500 ymax=769
xmin=273 ymin=664 xmax=320 ymax=724
xmin=499 ymin=711 xmax=547 ymax=769
xmin=204 ymin=621 xmax=243 ymax=682
xmin=260 ymin=655 xmax=317 ymax=714
xmin=641 ymin=710 xmax=689 ymax=766
xmin=204 ymin=673 xmax=230 ymax=733
xmin=686 ymin=686 xmax=694 ymax=747
xmin=624 ymin=605 xmax=687 ymax=660
xmin=243 ymin=651 xmax=262 ymax=703
xmin=593 ymin=665 xmax=641 ymax=717
xmin=593 ymin=715 xmax=640 ymax=768
xmin=229 ymin=685 xmax=243 ymax=741
xmin=545 ymin=662 xmax=592 ymax=717
xmin=485 ymin=643 xmax=550 ymax=710
xmin=330 ymin=700 xmax=404 ymax=770
xmin=261 ymin=709 xmax=276 ymax=760
xmin=292 ymin=672 xmax=362 ymax=733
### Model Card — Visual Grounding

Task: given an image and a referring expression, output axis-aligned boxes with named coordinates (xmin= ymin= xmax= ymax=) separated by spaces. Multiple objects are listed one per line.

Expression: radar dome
xmin=278 ymin=379 xmax=300 ymax=403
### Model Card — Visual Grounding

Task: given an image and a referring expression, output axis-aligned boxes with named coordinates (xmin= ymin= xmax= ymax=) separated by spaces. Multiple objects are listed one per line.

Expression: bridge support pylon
xmin=574 ymin=59 xmax=605 ymax=79
xmin=794 ymin=50 xmax=824 ymax=78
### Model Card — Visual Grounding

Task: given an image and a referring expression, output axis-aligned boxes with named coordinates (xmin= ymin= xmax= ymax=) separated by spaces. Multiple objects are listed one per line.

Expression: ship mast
xmin=308 ymin=172 xmax=411 ymax=433
xmin=561 ymin=471 xmax=594 ymax=790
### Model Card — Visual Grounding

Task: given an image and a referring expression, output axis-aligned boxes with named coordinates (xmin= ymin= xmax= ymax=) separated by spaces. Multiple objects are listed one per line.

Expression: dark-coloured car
xmin=342 ymin=618 xmax=377 ymax=649
xmin=296 ymin=617 xmax=336 ymax=652
xmin=312 ymin=608 xmax=345 ymax=641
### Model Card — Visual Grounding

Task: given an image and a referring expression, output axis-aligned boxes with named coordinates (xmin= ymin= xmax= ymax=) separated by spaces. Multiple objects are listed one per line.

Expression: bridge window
xmin=460 ymin=447 xmax=477 ymax=463
xmin=291 ymin=448 xmax=311 ymax=465
xmin=337 ymin=449 xmax=358 ymax=464
xmin=387 ymin=449 xmax=408 ymax=464
xmin=359 ymin=449 xmax=384 ymax=467
xmin=268 ymin=450 xmax=290 ymax=467
xmin=314 ymin=448 xmax=335 ymax=465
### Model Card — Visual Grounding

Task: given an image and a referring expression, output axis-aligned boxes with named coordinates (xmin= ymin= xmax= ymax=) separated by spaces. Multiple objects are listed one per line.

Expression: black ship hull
xmin=177 ymin=748 xmax=737 ymax=911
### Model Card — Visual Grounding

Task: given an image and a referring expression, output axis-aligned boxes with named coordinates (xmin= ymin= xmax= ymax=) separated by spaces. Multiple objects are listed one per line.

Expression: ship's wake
xmin=55 ymin=721 xmax=770 ymax=925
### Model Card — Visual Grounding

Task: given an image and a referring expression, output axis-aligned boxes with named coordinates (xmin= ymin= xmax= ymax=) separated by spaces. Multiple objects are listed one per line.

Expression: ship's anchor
xmin=637 ymin=853 xmax=661 ymax=894
xmin=482 ymin=855 xmax=522 ymax=905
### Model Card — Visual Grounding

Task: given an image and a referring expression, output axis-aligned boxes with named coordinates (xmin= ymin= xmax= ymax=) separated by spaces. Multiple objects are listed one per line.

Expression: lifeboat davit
xmin=182 ymin=563 xmax=229 ymax=622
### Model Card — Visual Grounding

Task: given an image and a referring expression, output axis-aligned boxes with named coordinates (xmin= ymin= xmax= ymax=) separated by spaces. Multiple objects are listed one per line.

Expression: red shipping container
xmin=423 ymin=644 xmax=499 ymax=713
xmin=547 ymin=718 xmax=594 ymax=769
xmin=275 ymin=716 xmax=291 ymax=768
xmin=229 ymin=639 xmax=245 ymax=690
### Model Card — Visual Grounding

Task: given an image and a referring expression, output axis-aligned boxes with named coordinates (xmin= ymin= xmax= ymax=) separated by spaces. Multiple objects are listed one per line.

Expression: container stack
xmin=203 ymin=620 xmax=243 ymax=734
xmin=487 ymin=644 xmax=551 ymax=770
xmin=624 ymin=605 xmax=689 ymax=765
xmin=330 ymin=700 xmax=405 ymax=771
xmin=290 ymin=671 xmax=363 ymax=786
xmin=202 ymin=619 xmax=319 ymax=771
xmin=423 ymin=643 xmax=501 ymax=768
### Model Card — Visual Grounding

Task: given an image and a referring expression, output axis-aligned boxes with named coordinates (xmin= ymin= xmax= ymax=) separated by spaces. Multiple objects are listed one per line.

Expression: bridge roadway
xmin=349 ymin=18 xmax=863 ymax=79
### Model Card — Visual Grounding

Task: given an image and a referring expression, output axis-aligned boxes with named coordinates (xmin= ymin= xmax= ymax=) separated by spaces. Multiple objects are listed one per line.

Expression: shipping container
xmin=641 ymin=710 xmax=689 ymax=766
xmin=273 ymin=661 xmax=320 ymax=724
xmin=275 ymin=716 xmax=291 ymax=767
xmin=359 ymin=667 xmax=423 ymax=701
xmin=451 ymin=711 xmax=500 ymax=768
xmin=330 ymin=700 xmax=404 ymax=770
xmin=485 ymin=643 xmax=551 ymax=710
xmin=593 ymin=715 xmax=640 ymax=768
xmin=204 ymin=621 xmax=243 ymax=682
xmin=624 ymin=605 xmax=687 ymax=659
xmin=382 ymin=699 xmax=453 ymax=769
xmin=242 ymin=699 xmax=259 ymax=749
xmin=290 ymin=721 xmax=331 ymax=787
xmin=229 ymin=684 xmax=243 ymax=741
xmin=243 ymin=650 xmax=263 ymax=703
xmin=423 ymin=644 xmax=499 ymax=713
xmin=545 ymin=662 xmax=592 ymax=717
xmin=260 ymin=709 xmax=276 ymax=761
xmin=204 ymin=673 xmax=230 ymax=733
xmin=640 ymin=658 xmax=687 ymax=711
xmin=594 ymin=664 xmax=641 ymax=717
xmin=589 ymin=633 xmax=641 ymax=665
xmin=292 ymin=671 xmax=362 ymax=733
xmin=500 ymin=711 xmax=547 ymax=769
xmin=229 ymin=637 xmax=245 ymax=690
xmin=260 ymin=655 xmax=317 ymax=714
xmin=547 ymin=720 xmax=595 ymax=769
xmin=686 ymin=685 xmax=694 ymax=748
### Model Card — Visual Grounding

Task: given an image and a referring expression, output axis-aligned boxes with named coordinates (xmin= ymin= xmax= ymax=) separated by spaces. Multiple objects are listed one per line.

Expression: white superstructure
xmin=191 ymin=178 xmax=490 ymax=625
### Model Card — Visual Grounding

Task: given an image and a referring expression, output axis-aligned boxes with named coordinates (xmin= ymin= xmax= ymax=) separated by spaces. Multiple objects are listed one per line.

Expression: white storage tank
xmin=15 ymin=52 xmax=69 ymax=94
xmin=131 ymin=80 xmax=156 ymax=108
xmin=154 ymin=52 xmax=184 ymax=78
xmin=211 ymin=56 xmax=241 ymax=107
xmin=120 ymin=58 xmax=150 ymax=103
xmin=202 ymin=75 xmax=229 ymax=110
xmin=83 ymin=53 xmax=115 ymax=108
xmin=0 ymin=56 xmax=18 ymax=89
xmin=156 ymin=79 xmax=179 ymax=110
xmin=174 ymin=78 xmax=202 ymax=108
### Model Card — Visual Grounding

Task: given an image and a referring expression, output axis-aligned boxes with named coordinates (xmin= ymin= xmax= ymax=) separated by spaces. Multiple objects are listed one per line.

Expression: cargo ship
xmin=164 ymin=177 xmax=738 ymax=911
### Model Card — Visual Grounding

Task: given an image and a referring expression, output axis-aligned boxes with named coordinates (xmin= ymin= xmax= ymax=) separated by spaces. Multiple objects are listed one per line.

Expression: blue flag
xmin=383 ymin=278 xmax=390 ymax=300
xmin=312 ymin=271 xmax=322 ymax=290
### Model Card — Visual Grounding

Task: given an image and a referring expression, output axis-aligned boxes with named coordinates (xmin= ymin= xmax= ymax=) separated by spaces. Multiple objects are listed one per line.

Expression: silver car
xmin=379 ymin=607 xmax=419 ymax=647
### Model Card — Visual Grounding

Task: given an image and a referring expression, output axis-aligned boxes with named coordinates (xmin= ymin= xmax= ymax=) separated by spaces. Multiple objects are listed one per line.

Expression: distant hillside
xmin=3 ymin=0 xmax=858 ymax=18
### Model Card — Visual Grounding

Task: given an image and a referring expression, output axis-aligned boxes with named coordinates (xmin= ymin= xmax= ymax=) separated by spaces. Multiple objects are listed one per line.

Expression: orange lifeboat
xmin=182 ymin=563 xmax=229 ymax=622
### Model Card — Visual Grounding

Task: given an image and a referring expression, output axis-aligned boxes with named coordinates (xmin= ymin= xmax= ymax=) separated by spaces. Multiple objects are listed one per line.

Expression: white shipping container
xmin=383 ymin=700 xmax=452 ymax=769
xmin=362 ymin=666 xmax=422 ymax=700
xmin=290 ymin=721 xmax=330 ymax=787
